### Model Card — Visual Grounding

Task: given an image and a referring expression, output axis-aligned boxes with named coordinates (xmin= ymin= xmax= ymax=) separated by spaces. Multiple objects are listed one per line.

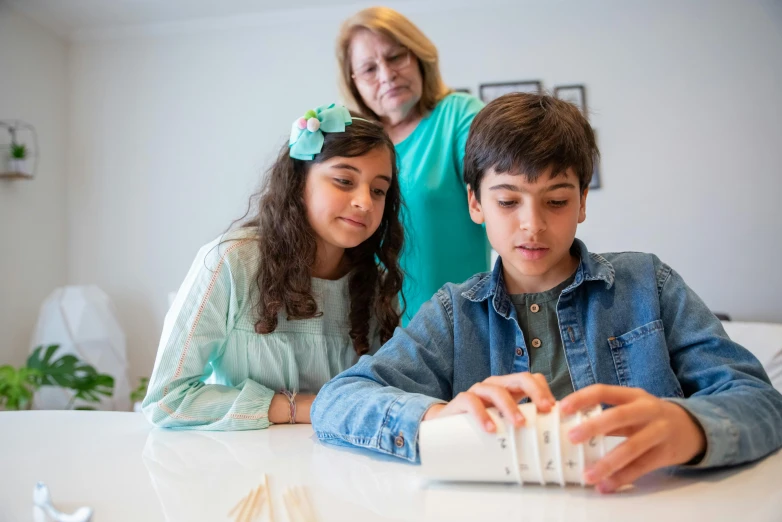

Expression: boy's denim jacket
xmin=311 ymin=239 xmax=782 ymax=468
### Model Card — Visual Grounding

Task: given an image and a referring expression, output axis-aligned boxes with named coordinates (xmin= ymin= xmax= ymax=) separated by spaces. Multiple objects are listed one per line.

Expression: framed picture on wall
xmin=590 ymin=129 xmax=601 ymax=189
xmin=590 ymin=159 xmax=601 ymax=189
xmin=554 ymin=84 xmax=587 ymax=118
xmin=479 ymin=80 xmax=543 ymax=104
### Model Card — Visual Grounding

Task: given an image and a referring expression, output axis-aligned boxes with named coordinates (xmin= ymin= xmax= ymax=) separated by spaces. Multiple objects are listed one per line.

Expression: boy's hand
xmin=423 ymin=372 xmax=555 ymax=432
xmin=560 ymin=384 xmax=707 ymax=493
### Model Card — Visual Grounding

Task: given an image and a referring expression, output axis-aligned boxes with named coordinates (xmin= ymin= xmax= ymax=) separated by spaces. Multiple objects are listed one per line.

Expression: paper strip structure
xmin=420 ymin=402 xmax=607 ymax=486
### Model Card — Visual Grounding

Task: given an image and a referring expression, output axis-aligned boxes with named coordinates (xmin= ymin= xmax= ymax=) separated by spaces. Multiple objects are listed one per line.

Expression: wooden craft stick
xmin=228 ymin=488 xmax=251 ymax=518
xmin=282 ymin=490 xmax=293 ymax=522
xmin=264 ymin=474 xmax=275 ymax=522
xmin=283 ymin=489 xmax=302 ymax=522
xmin=237 ymin=486 xmax=260 ymax=522
xmin=296 ymin=486 xmax=316 ymax=522
xmin=283 ymin=486 xmax=315 ymax=522
xmin=251 ymin=490 xmax=267 ymax=521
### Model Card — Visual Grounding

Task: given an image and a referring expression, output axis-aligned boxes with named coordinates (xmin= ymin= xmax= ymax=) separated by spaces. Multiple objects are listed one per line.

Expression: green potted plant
xmin=130 ymin=376 xmax=149 ymax=412
xmin=0 ymin=345 xmax=115 ymax=411
xmin=9 ymin=142 xmax=29 ymax=175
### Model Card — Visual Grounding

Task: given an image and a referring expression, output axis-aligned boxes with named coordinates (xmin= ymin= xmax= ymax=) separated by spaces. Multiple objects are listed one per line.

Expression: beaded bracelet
xmin=279 ymin=389 xmax=297 ymax=424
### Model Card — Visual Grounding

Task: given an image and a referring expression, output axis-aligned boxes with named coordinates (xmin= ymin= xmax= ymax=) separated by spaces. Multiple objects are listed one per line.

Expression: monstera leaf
xmin=26 ymin=345 xmax=114 ymax=408
xmin=0 ymin=346 xmax=116 ymax=410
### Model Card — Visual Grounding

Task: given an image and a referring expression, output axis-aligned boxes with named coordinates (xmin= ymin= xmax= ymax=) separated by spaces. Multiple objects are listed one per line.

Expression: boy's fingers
xmin=560 ymin=384 xmax=641 ymax=414
xmin=568 ymin=402 xmax=653 ymax=444
xmin=530 ymin=373 xmax=556 ymax=406
xmin=485 ymin=373 xmax=555 ymax=410
xmin=469 ymin=384 xmax=525 ymax=427
xmin=452 ymin=392 xmax=495 ymax=432
xmin=583 ymin=425 xmax=662 ymax=485
xmin=597 ymin=446 xmax=664 ymax=494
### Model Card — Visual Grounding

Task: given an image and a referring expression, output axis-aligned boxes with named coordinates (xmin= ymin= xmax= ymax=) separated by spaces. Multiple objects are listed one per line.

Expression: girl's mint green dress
xmin=395 ymin=92 xmax=490 ymax=324
xmin=142 ymin=228 xmax=381 ymax=430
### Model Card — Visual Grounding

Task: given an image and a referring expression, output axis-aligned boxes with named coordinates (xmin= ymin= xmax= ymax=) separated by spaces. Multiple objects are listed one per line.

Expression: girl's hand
xmin=560 ymin=384 xmax=707 ymax=493
xmin=269 ymin=393 xmax=316 ymax=424
xmin=423 ymin=372 xmax=555 ymax=432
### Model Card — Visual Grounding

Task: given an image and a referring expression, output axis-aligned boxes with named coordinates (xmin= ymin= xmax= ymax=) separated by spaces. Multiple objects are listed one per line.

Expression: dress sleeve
xmin=142 ymin=237 xmax=275 ymax=430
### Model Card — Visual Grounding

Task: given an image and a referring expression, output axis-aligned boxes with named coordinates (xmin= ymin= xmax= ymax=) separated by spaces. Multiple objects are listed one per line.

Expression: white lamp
xmin=29 ymin=286 xmax=131 ymax=411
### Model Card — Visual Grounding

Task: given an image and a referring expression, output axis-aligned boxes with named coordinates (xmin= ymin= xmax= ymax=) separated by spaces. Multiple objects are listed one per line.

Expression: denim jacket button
xmin=530 ymin=303 xmax=540 ymax=313
xmin=515 ymin=347 xmax=523 ymax=356
xmin=395 ymin=435 xmax=405 ymax=448
xmin=531 ymin=338 xmax=542 ymax=348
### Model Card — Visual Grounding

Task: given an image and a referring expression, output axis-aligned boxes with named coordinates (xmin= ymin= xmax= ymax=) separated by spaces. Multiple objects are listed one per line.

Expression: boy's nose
xmin=519 ymin=207 xmax=546 ymax=234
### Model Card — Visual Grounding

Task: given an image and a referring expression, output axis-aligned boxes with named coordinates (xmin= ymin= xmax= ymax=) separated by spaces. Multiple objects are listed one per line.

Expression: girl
xmin=142 ymin=103 xmax=404 ymax=429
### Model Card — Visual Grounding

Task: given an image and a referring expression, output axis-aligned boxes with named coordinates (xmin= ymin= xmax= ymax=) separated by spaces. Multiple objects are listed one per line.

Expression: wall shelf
xmin=1 ymin=120 xmax=38 ymax=180
xmin=0 ymin=171 xmax=35 ymax=180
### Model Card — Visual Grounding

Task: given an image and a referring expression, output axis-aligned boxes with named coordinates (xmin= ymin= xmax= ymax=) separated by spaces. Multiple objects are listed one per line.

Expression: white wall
xmin=65 ymin=0 xmax=782 ymax=383
xmin=0 ymin=7 xmax=68 ymax=366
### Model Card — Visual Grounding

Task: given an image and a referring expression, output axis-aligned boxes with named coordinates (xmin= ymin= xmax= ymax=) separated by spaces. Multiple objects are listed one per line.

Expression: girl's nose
xmin=352 ymin=187 xmax=373 ymax=212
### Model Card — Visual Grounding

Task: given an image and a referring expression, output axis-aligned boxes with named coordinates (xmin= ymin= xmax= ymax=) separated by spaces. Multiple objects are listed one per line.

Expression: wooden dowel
xmin=237 ymin=486 xmax=260 ymax=522
xmin=228 ymin=490 xmax=249 ymax=518
xmin=264 ymin=474 xmax=275 ymax=522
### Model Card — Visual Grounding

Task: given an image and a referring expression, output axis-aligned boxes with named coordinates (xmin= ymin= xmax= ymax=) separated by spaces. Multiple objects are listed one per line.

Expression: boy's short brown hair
xmin=464 ymin=93 xmax=599 ymax=198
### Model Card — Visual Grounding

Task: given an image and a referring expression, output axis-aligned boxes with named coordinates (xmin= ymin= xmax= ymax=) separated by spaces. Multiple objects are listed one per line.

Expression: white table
xmin=1 ymin=411 xmax=781 ymax=522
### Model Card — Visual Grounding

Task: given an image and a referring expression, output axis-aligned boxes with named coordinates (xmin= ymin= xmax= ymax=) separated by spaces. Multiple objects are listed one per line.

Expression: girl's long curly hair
xmin=243 ymin=117 xmax=404 ymax=356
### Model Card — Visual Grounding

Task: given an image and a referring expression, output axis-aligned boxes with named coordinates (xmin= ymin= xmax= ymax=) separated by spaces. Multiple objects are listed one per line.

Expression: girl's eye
xmin=373 ymin=188 xmax=387 ymax=197
xmin=334 ymin=178 xmax=352 ymax=186
xmin=549 ymin=200 xmax=568 ymax=208
xmin=498 ymin=200 xmax=516 ymax=208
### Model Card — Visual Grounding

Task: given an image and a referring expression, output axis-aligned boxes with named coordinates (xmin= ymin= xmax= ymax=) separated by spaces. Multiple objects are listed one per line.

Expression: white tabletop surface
xmin=1 ymin=411 xmax=781 ymax=522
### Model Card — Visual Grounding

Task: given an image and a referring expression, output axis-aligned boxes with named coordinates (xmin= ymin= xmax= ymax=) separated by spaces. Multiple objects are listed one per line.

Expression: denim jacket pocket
xmin=608 ymin=320 xmax=684 ymax=398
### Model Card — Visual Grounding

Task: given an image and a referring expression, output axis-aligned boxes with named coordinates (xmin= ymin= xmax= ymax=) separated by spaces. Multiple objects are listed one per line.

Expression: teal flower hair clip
xmin=289 ymin=103 xmax=353 ymax=160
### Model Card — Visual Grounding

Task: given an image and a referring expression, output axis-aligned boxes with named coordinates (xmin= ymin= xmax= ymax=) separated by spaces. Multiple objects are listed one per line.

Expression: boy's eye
xmin=498 ymin=200 xmax=517 ymax=208
xmin=549 ymin=200 xmax=568 ymax=208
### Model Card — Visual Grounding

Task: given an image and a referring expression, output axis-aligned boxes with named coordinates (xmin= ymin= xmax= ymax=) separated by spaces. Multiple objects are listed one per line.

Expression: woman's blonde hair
xmin=336 ymin=7 xmax=451 ymax=120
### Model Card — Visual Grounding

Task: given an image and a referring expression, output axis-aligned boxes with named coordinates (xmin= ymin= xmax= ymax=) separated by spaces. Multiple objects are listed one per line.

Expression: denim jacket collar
xmin=461 ymin=238 xmax=616 ymax=319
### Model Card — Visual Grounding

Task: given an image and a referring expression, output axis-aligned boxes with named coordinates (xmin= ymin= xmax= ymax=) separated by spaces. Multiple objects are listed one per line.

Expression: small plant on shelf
xmin=10 ymin=142 xmax=26 ymax=160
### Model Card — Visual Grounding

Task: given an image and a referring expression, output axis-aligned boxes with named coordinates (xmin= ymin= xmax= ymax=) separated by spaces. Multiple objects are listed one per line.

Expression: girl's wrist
xmin=269 ymin=393 xmax=292 ymax=424
xmin=294 ymin=394 xmax=314 ymax=424
xmin=269 ymin=392 xmax=315 ymax=424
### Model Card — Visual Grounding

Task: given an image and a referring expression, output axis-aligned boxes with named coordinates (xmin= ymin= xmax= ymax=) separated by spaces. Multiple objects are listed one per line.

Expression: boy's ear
xmin=467 ymin=184 xmax=485 ymax=225
xmin=578 ymin=187 xmax=588 ymax=224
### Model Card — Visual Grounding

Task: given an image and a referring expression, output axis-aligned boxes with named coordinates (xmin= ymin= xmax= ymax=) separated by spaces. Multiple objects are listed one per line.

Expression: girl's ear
xmin=467 ymin=185 xmax=484 ymax=225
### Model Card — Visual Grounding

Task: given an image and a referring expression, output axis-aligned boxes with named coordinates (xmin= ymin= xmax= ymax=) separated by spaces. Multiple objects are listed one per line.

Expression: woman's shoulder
xmin=433 ymin=91 xmax=484 ymax=118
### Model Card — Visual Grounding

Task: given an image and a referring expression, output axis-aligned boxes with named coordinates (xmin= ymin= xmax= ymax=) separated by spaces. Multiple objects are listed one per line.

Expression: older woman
xmin=336 ymin=7 xmax=489 ymax=324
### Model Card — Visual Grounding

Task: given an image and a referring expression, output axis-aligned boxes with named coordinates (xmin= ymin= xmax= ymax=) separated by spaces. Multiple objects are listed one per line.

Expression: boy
xmin=310 ymin=93 xmax=782 ymax=493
